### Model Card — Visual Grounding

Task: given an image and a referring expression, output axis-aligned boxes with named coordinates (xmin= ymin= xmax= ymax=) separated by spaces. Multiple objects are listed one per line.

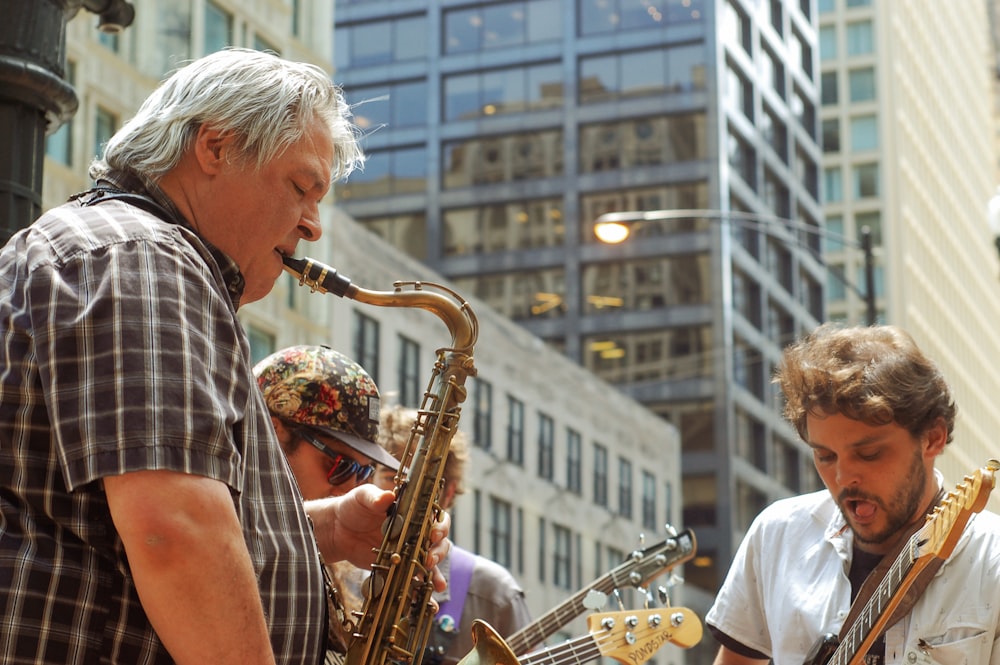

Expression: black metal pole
xmin=860 ymin=225 xmax=876 ymax=325
xmin=0 ymin=0 xmax=134 ymax=245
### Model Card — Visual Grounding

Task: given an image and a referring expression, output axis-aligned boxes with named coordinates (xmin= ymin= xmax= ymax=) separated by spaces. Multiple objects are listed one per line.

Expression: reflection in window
xmin=728 ymin=128 xmax=756 ymax=189
xmin=452 ymin=268 xmax=567 ymax=320
xmin=822 ymin=118 xmax=840 ymax=152
xmin=445 ymin=63 xmax=562 ymax=122
xmin=579 ymin=113 xmax=706 ymax=173
xmin=443 ymin=130 xmax=563 ymax=188
xmin=579 ymin=43 xmax=706 ymax=104
xmin=353 ymin=313 xmax=380 ymax=384
xmin=357 ymin=213 xmax=427 ymax=261
xmin=348 ymin=81 xmax=428 ymax=131
xmin=855 ymin=211 xmax=882 ymax=244
xmin=338 ymin=146 xmax=427 ymax=200
xmin=581 ymin=182 xmax=710 ymax=242
xmin=583 ymin=255 xmax=710 ymax=314
xmin=335 ymin=16 xmax=426 ymax=68
xmin=445 ymin=0 xmax=561 ymax=54
xmin=579 ymin=0 xmax=705 ymax=35
xmin=443 ymin=198 xmax=564 ymax=256
xmin=819 ymin=25 xmax=837 ymax=60
xmin=584 ymin=325 xmax=713 ymax=386
xmin=489 ymin=496 xmax=513 ymax=567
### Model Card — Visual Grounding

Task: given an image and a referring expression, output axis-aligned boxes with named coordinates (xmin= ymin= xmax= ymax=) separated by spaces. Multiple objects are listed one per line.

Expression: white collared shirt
xmin=706 ymin=471 xmax=1000 ymax=665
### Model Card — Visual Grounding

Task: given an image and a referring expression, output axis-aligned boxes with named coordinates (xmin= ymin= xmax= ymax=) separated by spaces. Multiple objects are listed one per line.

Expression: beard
xmin=837 ymin=449 xmax=928 ymax=548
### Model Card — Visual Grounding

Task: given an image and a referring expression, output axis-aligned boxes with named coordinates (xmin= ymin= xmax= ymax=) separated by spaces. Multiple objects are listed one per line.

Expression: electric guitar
xmin=466 ymin=607 xmax=703 ymax=665
xmin=803 ymin=459 xmax=999 ymax=665
xmin=504 ymin=528 xmax=697 ymax=655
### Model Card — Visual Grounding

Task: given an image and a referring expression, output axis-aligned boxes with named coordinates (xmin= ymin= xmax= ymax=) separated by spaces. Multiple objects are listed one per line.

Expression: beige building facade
xmin=820 ymin=0 xmax=1000 ymax=508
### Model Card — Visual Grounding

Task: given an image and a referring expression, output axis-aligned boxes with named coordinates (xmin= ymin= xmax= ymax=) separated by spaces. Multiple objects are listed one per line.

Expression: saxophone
xmin=282 ymin=256 xmax=517 ymax=665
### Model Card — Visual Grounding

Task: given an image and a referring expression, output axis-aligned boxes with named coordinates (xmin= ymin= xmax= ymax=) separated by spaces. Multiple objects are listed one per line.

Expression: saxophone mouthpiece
xmin=281 ymin=255 xmax=354 ymax=297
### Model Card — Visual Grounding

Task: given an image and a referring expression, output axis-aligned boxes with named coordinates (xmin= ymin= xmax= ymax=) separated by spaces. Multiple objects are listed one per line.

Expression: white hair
xmin=90 ymin=47 xmax=364 ymax=181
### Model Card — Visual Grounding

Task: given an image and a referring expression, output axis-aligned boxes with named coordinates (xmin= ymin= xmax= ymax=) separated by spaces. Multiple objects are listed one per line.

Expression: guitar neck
xmin=503 ymin=574 xmax=615 ymax=654
xmin=519 ymin=633 xmax=600 ymax=665
xmin=827 ymin=540 xmax=917 ymax=665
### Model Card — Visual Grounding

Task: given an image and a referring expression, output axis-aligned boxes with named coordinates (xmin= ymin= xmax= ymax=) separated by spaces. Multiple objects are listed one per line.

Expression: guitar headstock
xmin=916 ymin=459 xmax=999 ymax=560
xmin=615 ymin=529 xmax=697 ymax=589
xmin=586 ymin=608 xmax=703 ymax=664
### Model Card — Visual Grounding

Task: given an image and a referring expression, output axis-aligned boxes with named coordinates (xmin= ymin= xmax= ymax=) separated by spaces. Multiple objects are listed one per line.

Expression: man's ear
xmin=923 ymin=418 xmax=948 ymax=458
xmin=192 ymin=125 xmax=231 ymax=174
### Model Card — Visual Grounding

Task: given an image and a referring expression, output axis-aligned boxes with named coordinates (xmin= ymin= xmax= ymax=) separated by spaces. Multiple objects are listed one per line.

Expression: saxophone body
xmin=282 ymin=256 xmax=516 ymax=665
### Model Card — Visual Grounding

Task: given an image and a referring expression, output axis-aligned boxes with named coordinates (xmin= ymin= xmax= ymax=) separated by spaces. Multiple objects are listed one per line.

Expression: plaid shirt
xmin=0 ymin=175 xmax=326 ymax=664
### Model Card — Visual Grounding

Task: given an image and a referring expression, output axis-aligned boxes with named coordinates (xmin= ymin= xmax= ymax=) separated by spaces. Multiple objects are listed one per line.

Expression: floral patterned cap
xmin=253 ymin=345 xmax=398 ymax=470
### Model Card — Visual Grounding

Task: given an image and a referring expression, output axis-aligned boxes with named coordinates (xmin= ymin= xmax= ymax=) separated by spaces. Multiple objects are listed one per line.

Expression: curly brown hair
xmin=377 ymin=404 xmax=470 ymax=496
xmin=774 ymin=323 xmax=956 ymax=444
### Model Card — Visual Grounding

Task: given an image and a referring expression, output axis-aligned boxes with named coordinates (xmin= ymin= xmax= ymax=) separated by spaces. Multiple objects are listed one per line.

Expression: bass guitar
xmin=504 ymin=528 xmax=697 ymax=655
xmin=463 ymin=607 xmax=702 ymax=665
xmin=804 ymin=459 xmax=999 ymax=665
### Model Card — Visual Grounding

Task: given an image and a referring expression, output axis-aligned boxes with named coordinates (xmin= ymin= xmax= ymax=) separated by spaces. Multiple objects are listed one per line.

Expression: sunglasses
xmin=297 ymin=430 xmax=376 ymax=486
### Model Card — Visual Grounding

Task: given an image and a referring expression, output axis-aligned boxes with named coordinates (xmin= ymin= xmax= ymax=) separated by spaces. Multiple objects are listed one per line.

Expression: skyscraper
xmin=333 ymin=1 xmax=827 ymax=646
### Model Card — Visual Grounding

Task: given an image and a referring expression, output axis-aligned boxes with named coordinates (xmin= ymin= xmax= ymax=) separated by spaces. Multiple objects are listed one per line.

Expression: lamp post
xmin=0 ymin=0 xmax=135 ymax=243
xmin=594 ymin=208 xmax=877 ymax=326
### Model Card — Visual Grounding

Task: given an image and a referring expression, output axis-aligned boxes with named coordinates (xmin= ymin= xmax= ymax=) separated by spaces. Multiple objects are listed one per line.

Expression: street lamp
xmin=593 ymin=208 xmax=877 ymax=326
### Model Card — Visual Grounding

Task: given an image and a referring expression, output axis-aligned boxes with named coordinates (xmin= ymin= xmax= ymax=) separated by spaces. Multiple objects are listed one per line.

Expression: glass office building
xmin=333 ymin=0 xmax=825 ymax=644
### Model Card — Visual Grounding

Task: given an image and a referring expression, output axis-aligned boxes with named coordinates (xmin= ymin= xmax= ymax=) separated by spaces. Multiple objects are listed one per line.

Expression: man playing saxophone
xmin=0 ymin=47 xmax=449 ymax=665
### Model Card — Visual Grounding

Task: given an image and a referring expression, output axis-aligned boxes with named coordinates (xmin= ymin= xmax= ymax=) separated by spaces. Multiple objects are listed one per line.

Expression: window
xmin=848 ymin=67 xmax=876 ymax=102
xmin=853 ymin=163 xmax=879 ymax=198
xmin=593 ymin=443 xmax=608 ymax=507
xmin=46 ymin=63 xmax=75 ymax=166
xmin=553 ymin=524 xmax=572 ymax=590
xmin=566 ymin=429 xmax=582 ymax=494
xmin=850 ymin=115 xmax=878 ymax=151
xmin=618 ymin=457 xmax=633 ymax=519
xmin=641 ymin=471 xmax=657 ymax=530
xmin=537 ymin=517 xmax=546 ymax=582
xmin=338 ymin=146 xmax=427 ymax=200
xmin=822 ymin=118 xmax=840 ymax=152
xmin=94 ymin=107 xmax=117 ymax=164
xmin=246 ymin=325 xmax=275 ymax=365
xmin=353 ymin=313 xmax=380 ymax=384
xmin=821 ymin=71 xmax=839 ymax=105
xmin=473 ymin=378 xmax=493 ymax=450
xmin=824 ymin=215 xmax=845 ymax=251
xmin=537 ymin=413 xmax=554 ymax=480
xmin=846 ymin=20 xmax=874 ymax=56
xmin=397 ymin=336 xmax=421 ymax=407
xmin=855 ymin=211 xmax=882 ymax=244
xmin=445 ymin=0 xmax=560 ymax=53
xmin=204 ymin=1 xmax=233 ymax=54
xmin=349 ymin=80 xmax=429 ymax=130
xmin=824 ymin=167 xmax=843 ymax=203
xmin=819 ymin=25 xmax=837 ymax=60
xmin=335 ymin=16 xmax=427 ymax=68
xmin=489 ymin=496 xmax=513 ymax=567
xmin=506 ymin=395 xmax=524 ymax=465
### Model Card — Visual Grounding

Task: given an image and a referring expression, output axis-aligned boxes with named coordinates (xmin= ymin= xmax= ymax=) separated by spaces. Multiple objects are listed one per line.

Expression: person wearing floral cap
xmin=254 ymin=345 xmax=399 ymax=500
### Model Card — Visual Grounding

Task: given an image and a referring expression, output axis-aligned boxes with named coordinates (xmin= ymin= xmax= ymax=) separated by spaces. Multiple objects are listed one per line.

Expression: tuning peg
xmin=664 ymin=523 xmax=678 ymax=537
xmin=665 ymin=571 xmax=684 ymax=588
xmin=612 ymin=588 xmax=625 ymax=611
xmin=657 ymin=585 xmax=672 ymax=608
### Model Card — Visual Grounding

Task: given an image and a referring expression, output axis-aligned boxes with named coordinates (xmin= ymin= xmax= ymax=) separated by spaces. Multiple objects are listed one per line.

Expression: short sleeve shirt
xmin=705 ymin=481 xmax=1000 ymax=665
xmin=0 ymin=186 xmax=326 ymax=664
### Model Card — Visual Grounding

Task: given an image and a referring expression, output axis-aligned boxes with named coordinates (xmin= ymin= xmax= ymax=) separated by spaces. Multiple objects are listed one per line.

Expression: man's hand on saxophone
xmin=305 ymin=485 xmax=453 ymax=592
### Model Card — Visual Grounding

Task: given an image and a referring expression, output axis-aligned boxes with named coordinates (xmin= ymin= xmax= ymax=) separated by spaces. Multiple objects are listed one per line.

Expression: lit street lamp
xmin=594 ymin=208 xmax=877 ymax=326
